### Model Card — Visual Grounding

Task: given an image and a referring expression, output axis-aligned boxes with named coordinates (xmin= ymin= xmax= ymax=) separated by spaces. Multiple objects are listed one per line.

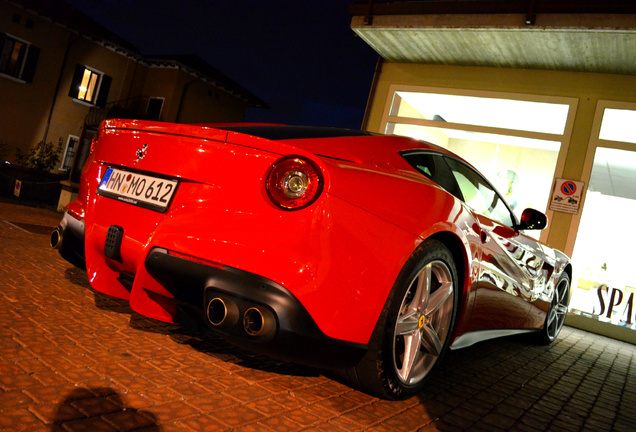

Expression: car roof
xmin=211 ymin=125 xmax=374 ymax=140
xmin=212 ymin=124 xmax=457 ymax=165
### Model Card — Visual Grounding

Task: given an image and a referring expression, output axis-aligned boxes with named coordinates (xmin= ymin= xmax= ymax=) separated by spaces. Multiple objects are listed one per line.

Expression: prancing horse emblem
xmin=134 ymin=144 xmax=148 ymax=164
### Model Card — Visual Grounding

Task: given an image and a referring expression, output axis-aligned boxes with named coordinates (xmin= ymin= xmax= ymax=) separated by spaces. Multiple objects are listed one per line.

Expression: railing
xmin=85 ymin=96 xmax=155 ymax=128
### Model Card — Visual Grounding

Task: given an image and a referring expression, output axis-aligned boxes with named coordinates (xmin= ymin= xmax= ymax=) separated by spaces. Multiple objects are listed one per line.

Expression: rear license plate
xmin=97 ymin=168 xmax=178 ymax=213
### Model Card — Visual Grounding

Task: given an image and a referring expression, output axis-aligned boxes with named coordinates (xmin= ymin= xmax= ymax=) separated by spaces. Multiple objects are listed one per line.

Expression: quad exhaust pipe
xmin=206 ymin=297 xmax=239 ymax=327
xmin=50 ymin=227 xmax=63 ymax=250
xmin=206 ymin=296 xmax=276 ymax=338
xmin=243 ymin=307 xmax=276 ymax=337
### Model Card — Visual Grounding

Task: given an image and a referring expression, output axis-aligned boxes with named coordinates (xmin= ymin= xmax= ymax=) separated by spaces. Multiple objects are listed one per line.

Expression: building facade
xmin=350 ymin=0 xmax=636 ymax=342
xmin=1 ymin=0 xmax=266 ymax=183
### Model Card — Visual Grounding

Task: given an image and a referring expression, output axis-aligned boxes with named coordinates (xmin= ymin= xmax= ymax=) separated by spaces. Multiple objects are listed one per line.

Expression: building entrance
xmin=569 ymin=105 xmax=636 ymax=331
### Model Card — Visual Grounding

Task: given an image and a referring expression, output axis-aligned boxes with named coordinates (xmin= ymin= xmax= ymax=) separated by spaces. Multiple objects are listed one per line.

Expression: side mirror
xmin=518 ymin=208 xmax=547 ymax=230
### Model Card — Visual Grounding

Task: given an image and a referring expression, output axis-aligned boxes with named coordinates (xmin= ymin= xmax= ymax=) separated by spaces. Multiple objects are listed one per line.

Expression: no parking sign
xmin=560 ymin=181 xmax=577 ymax=195
xmin=550 ymin=178 xmax=585 ymax=214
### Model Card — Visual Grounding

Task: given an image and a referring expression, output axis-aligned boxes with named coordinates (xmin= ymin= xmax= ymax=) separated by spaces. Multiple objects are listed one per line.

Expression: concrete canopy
xmin=350 ymin=3 xmax=636 ymax=75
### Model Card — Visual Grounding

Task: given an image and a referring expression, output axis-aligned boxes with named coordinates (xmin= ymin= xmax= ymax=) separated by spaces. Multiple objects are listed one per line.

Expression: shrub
xmin=0 ymin=140 xmax=10 ymax=162
xmin=15 ymin=138 xmax=63 ymax=173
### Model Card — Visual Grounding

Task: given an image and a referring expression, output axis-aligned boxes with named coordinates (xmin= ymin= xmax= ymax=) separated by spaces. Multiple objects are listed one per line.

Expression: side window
xmin=445 ymin=157 xmax=515 ymax=227
xmin=68 ymin=64 xmax=112 ymax=107
xmin=401 ymin=152 xmax=461 ymax=198
xmin=0 ymin=32 xmax=39 ymax=82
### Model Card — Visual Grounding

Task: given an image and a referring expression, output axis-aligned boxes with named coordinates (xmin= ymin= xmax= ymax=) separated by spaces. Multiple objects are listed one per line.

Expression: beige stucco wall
xmin=364 ymin=62 xmax=636 ymax=254
xmin=44 ymin=38 xmax=141 ymax=148
xmin=0 ymin=1 xmax=140 ymax=161
xmin=175 ymin=78 xmax=248 ymax=124
xmin=142 ymin=67 xmax=180 ymax=122
xmin=1 ymin=0 xmax=253 ymax=171
xmin=138 ymin=68 xmax=247 ymax=124
xmin=0 ymin=2 xmax=68 ymax=157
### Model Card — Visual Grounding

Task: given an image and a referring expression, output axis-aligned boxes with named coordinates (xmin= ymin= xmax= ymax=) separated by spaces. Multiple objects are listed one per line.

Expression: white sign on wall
xmin=549 ymin=178 xmax=585 ymax=215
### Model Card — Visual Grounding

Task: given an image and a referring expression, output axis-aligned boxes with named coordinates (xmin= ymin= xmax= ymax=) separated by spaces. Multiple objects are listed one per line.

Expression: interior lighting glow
xmin=599 ymin=108 xmax=636 ymax=144
xmin=395 ymin=91 xmax=570 ymax=135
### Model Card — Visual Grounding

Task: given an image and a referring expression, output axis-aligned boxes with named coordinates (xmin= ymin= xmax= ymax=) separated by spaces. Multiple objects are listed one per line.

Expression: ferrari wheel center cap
xmin=418 ymin=315 xmax=426 ymax=328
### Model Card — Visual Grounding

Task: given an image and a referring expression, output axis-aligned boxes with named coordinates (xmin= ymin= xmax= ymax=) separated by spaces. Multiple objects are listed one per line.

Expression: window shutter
xmin=68 ymin=64 xmax=84 ymax=98
xmin=0 ymin=33 xmax=7 ymax=71
xmin=96 ymin=74 xmax=111 ymax=108
xmin=21 ymin=45 xmax=39 ymax=82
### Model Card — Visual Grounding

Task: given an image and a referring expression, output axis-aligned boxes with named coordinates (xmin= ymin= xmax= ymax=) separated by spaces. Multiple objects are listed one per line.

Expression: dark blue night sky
xmin=64 ymin=0 xmax=378 ymax=129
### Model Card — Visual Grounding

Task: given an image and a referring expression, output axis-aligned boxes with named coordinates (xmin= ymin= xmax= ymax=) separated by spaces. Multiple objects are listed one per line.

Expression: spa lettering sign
xmin=597 ymin=285 xmax=634 ymax=325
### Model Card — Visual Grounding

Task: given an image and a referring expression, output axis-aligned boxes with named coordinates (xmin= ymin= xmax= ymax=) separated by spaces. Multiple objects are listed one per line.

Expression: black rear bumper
xmin=53 ymin=212 xmax=86 ymax=269
xmin=144 ymin=248 xmax=366 ymax=369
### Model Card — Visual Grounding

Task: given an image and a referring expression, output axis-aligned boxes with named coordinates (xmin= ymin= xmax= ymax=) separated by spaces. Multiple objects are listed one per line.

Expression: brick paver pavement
xmin=1 ymin=201 xmax=635 ymax=431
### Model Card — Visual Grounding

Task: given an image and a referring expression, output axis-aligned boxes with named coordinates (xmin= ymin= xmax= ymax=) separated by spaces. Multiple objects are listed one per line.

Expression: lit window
xmin=393 ymin=91 xmax=570 ymax=135
xmin=385 ymin=88 xmax=576 ymax=237
xmin=599 ymin=108 xmax=636 ymax=144
xmin=78 ymin=69 xmax=100 ymax=102
xmin=68 ymin=64 xmax=112 ymax=107
xmin=0 ymin=32 xmax=39 ymax=82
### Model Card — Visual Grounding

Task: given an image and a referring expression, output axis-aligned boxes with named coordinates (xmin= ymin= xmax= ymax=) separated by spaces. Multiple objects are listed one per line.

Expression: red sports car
xmin=53 ymin=120 xmax=571 ymax=399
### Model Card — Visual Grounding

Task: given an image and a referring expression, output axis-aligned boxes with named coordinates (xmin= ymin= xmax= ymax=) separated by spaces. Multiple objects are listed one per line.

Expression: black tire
xmin=337 ymin=239 xmax=459 ymax=400
xmin=536 ymin=272 xmax=570 ymax=344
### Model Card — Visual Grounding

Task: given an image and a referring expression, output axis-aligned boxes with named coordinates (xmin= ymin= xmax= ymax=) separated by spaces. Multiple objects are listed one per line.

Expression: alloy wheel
xmin=392 ymin=259 xmax=455 ymax=385
xmin=545 ymin=276 xmax=570 ymax=340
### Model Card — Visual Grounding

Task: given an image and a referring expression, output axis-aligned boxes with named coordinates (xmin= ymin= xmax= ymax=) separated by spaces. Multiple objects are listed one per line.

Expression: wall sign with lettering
xmin=550 ymin=178 xmax=585 ymax=214
xmin=597 ymin=285 xmax=635 ymax=326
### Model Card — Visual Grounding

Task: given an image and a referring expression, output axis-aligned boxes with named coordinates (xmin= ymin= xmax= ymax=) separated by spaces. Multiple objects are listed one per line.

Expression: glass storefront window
xmin=570 ymin=146 xmax=636 ymax=329
xmin=599 ymin=109 xmax=636 ymax=144
xmin=387 ymin=122 xmax=559 ymax=227
xmin=386 ymin=90 xmax=636 ymax=335
xmin=393 ymin=91 xmax=571 ymax=134
xmin=385 ymin=89 xmax=571 ymax=238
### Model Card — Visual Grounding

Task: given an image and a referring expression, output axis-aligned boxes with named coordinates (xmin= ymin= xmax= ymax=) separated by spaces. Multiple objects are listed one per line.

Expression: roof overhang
xmin=351 ymin=12 xmax=636 ymax=75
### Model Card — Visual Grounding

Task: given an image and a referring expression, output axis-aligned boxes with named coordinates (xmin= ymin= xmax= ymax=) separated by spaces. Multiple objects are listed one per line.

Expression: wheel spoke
xmin=545 ymin=277 xmax=570 ymax=339
xmin=395 ymin=313 xmax=419 ymax=336
xmin=420 ymin=324 xmax=443 ymax=357
xmin=558 ymin=287 xmax=567 ymax=304
xmin=425 ymin=280 xmax=453 ymax=316
xmin=546 ymin=308 xmax=557 ymax=328
xmin=411 ymin=265 xmax=431 ymax=311
xmin=398 ymin=331 xmax=422 ymax=382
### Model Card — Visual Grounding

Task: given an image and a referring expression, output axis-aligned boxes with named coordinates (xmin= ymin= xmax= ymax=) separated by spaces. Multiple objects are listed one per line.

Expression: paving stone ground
xmin=0 ymin=201 xmax=635 ymax=431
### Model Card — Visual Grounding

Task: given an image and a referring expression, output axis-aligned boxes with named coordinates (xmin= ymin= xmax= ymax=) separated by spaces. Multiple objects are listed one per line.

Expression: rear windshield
xmin=216 ymin=125 xmax=373 ymax=140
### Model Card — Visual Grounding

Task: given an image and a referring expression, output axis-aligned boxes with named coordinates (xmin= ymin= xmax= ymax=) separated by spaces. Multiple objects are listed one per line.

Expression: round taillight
xmin=267 ymin=157 xmax=323 ymax=210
